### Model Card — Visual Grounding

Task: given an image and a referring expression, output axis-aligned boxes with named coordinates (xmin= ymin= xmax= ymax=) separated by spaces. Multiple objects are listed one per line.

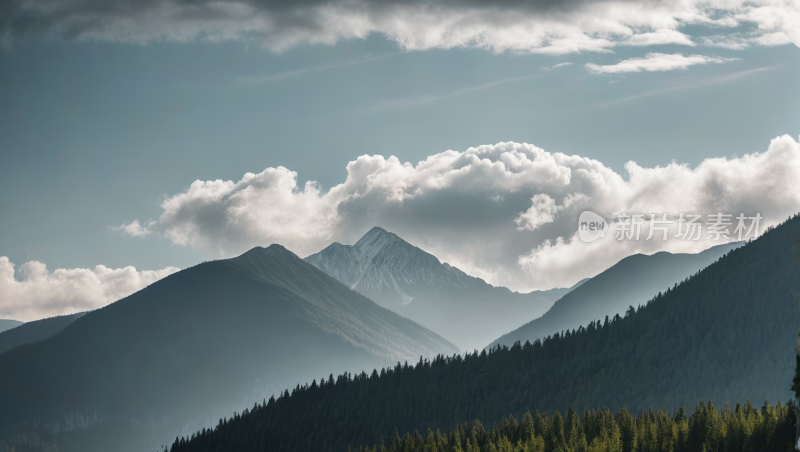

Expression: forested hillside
xmin=169 ymin=214 xmax=800 ymax=452
xmin=489 ymin=241 xmax=741 ymax=349
xmin=171 ymin=399 xmax=796 ymax=452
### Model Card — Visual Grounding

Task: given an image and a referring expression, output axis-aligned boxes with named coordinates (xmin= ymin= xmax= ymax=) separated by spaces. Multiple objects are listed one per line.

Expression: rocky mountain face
xmin=305 ymin=227 xmax=578 ymax=351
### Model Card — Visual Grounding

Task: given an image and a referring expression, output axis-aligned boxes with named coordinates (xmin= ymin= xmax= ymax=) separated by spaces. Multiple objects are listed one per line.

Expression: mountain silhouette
xmin=0 ymin=319 xmax=23 ymax=334
xmin=0 ymin=244 xmax=456 ymax=452
xmin=0 ymin=312 xmax=86 ymax=356
xmin=167 ymin=214 xmax=800 ymax=452
xmin=488 ymin=241 xmax=743 ymax=349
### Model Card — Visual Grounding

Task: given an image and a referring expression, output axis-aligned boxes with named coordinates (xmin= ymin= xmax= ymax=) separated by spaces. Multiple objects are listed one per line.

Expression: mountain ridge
xmin=305 ymin=227 xmax=574 ymax=351
xmin=488 ymin=240 xmax=744 ymax=349
xmin=0 ymin=243 xmax=457 ymax=452
xmin=167 ymin=213 xmax=800 ymax=452
xmin=0 ymin=312 xmax=86 ymax=356
xmin=0 ymin=319 xmax=23 ymax=334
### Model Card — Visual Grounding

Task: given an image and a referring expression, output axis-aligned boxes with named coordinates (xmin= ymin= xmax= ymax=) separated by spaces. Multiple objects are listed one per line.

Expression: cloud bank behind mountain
xmin=117 ymin=134 xmax=800 ymax=293
xmin=0 ymin=257 xmax=179 ymax=322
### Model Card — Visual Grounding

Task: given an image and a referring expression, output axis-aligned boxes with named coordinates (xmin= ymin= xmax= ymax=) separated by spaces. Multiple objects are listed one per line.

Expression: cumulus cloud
xmin=585 ymin=53 xmax=738 ymax=74
xmin=111 ymin=219 xmax=154 ymax=237
xmin=0 ymin=258 xmax=179 ymax=322
xmin=1 ymin=0 xmax=799 ymax=54
xmin=515 ymin=193 xmax=590 ymax=231
xmin=118 ymin=134 xmax=800 ymax=292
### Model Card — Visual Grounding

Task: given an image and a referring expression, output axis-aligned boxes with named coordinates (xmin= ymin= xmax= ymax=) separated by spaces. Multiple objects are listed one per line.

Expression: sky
xmin=1 ymin=0 xmax=799 ymax=321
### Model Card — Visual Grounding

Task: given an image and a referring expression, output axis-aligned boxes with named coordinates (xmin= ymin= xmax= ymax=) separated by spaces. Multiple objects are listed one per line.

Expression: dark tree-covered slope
xmin=489 ymin=241 xmax=742 ymax=349
xmin=306 ymin=227 xmax=580 ymax=351
xmin=0 ymin=245 xmax=457 ymax=452
xmin=0 ymin=312 xmax=86 ymax=356
xmin=173 ymin=214 xmax=800 ymax=452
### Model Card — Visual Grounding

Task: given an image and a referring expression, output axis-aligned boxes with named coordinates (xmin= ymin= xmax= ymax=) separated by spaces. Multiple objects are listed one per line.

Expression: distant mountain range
xmin=489 ymin=241 xmax=743 ymax=349
xmin=0 ymin=312 xmax=86 ymax=356
xmin=0 ymin=319 xmax=23 ymax=334
xmin=0 ymin=244 xmax=456 ymax=452
xmin=169 ymin=214 xmax=800 ymax=452
xmin=305 ymin=227 xmax=581 ymax=351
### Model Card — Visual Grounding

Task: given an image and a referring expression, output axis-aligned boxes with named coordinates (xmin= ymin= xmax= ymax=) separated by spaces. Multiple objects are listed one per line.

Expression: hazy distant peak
xmin=0 ymin=320 xmax=24 ymax=335
xmin=237 ymin=243 xmax=297 ymax=260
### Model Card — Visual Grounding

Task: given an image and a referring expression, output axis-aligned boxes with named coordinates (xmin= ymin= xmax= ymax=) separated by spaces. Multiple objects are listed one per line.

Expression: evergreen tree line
xmin=166 ymin=398 xmax=797 ymax=452
xmin=347 ymin=399 xmax=797 ymax=452
xmin=166 ymin=214 xmax=800 ymax=452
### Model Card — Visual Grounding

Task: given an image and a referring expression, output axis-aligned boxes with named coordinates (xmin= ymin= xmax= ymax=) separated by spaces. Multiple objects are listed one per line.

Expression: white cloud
xmin=701 ymin=31 xmax=794 ymax=49
xmin=585 ymin=52 xmax=738 ymax=73
xmin=118 ymin=134 xmax=800 ymax=292
xmin=621 ymin=29 xmax=696 ymax=47
xmin=515 ymin=193 xmax=591 ymax=231
xmin=542 ymin=62 xmax=574 ymax=71
xmin=0 ymin=258 xmax=180 ymax=322
xmin=3 ymin=0 xmax=799 ymax=54
xmin=112 ymin=219 xmax=154 ymax=237
xmin=701 ymin=34 xmax=754 ymax=50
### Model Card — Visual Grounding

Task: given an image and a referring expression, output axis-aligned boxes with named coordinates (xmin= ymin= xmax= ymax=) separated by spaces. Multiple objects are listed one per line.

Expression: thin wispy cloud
xmin=541 ymin=62 xmax=574 ymax=71
xmin=701 ymin=32 xmax=794 ymax=50
xmin=582 ymin=66 xmax=777 ymax=109
xmin=371 ymin=74 xmax=541 ymax=112
xmin=232 ymin=51 xmax=406 ymax=85
xmin=585 ymin=53 xmax=739 ymax=74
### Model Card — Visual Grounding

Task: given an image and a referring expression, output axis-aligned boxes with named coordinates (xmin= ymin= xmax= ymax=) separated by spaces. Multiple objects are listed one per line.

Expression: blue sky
xmin=1 ymin=0 xmax=799 ymax=320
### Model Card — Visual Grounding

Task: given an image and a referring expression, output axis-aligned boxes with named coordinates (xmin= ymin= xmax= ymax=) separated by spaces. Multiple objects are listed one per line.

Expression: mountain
xmin=489 ymin=241 xmax=743 ymax=349
xmin=0 ymin=319 xmax=23 ymax=334
xmin=305 ymin=227 xmax=581 ymax=351
xmin=171 ymin=214 xmax=800 ymax=452
xmin=0 ymin=312 xmax=86 ymax=356
xmin=0 ymin=244 xmax=457 ymax=452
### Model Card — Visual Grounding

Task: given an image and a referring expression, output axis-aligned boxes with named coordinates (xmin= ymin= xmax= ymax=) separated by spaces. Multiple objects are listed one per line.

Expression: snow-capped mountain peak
xmin=304 ymin=226 xmax=575 ymax=351
xmin=353 ymin=227 xmax=406 ymax=263
xmin=305 ymin=227 xmax=458 ymax=306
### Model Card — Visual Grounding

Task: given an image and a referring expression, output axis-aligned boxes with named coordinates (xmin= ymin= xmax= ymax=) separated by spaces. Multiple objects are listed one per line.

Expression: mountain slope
xmin=173 ymin=214 xmax=800 ymax=452
xmin=0 ymin=319 xmax=23 ymax=334
xmin=489 ymin=241 xmax=743 ymax=349
xmin=0 ymin=244 xmax=457 ymax=452
xmin=305 ymin=227 xmax=578 ymax=351
xmin=0 ymin=313 xmax=86 ymax=356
